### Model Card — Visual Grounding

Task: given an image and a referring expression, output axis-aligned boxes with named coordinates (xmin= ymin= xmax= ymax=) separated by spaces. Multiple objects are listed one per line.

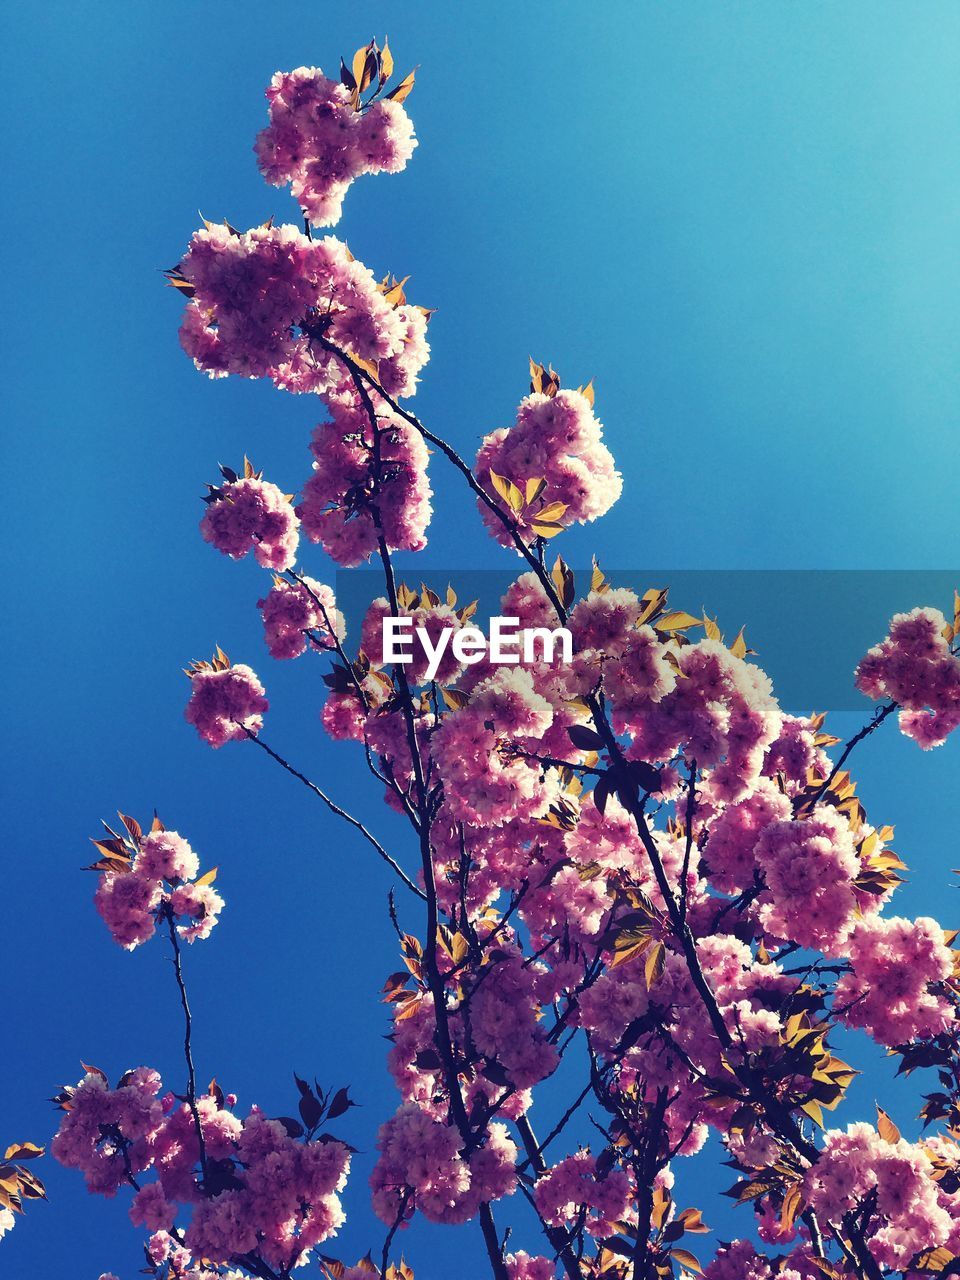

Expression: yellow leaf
xmin=489 ymin=471 xmax=524 ymax=512
xmin=380 ymin=38 xmax=394 ymax=82
xmin=352 ymin=46 xmax=371 ymax=91
xmin=651 ymin=1185 xmax=671 ymax=1229
xmin=670 ymin=1249 xmax=703 ymax=1274
xmin=636 ymin=587 xmax=669 ymax=626
xmin=657 ymin=611 xmax=702 ymax=632
xmin=196 ymin=866 xmax=218 ymax=887
xmin=530 ymin=521 xmax=565 ymax=539
xmin=801 ymin=1099 xmax=824 ymax=1127
xmin=644 ymin=941 xmax=665 ymax=988
xmin=610 ymin=928 xmax=652 ymax=969
xmin=916 ymin=1247 xmax=955 ymax=1271
xmin=525 ymin=477 xmax=547 ymax=504
xmin=730 ymin=627 xmax=748 ymax=659
xmin=387 ymin=68 xmax=416 ymax=103
xmin=702 ymin=613 xmax=721 ymax=641
xmin=4 ymin=1143 xmax=43 ymax=1162
xmin=551 ymin=556 xmax=575 ymax=608
xmin=529 ymin=357 xmax=560 ymax=397
xmin=676 ymin=1207 xmax=708 ymax=1233
xmin=876 ymin=1105 xmax=901 ymax=1144
xmin=780 ymin=1184 xmax=803 ymax=1232
xmin=579 ymin=379 xmax=595 ymax=407
xmin=537 ymin=501 xmax=568 ymax=522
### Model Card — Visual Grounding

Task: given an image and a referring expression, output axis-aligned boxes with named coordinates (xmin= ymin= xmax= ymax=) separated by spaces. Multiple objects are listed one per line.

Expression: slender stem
xmin=524 ymin=1085 xmax=593 ymax=1171
xmin=802 ymin=701 xmax=897 ymax=811
xmin=164 ymin=907 xmax=208 ymax=1186
xmin=380 ymin=1188 xmax=410 ymax=1276
xmin=240 ymin=726 xmax=425 ymax=900
xmin=514 ymin=1115 xmax=585 ymax=1280
xmin=678 ymin=761 xmax=697 ymax=928
xmin=284 ymin=568 xmax=369 ymax=711
xmin=514 ymin=749 xmax=603 ymax=777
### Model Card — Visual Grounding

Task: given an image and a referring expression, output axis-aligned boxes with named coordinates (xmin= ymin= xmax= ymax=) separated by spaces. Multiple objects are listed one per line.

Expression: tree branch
xmin=240 ymin=727 xmax=425 ymax=900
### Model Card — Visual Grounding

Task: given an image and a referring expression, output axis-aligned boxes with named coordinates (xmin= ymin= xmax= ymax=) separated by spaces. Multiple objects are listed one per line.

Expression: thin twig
xmin=240 ymin=726 xmax=424 ymax=900
xmin=164 ymin=907 xmax=208 ymax=1186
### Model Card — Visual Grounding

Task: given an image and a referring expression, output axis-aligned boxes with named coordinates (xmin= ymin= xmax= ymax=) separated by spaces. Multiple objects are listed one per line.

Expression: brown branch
xmin=515 ymin=1083 xmax=593 ymax=1175
xmin=515 ymin=1114 xmax=586 ymax=1280
xmin=802 ymin=700 xmax=897 ymax=811
xmin=239 ymin=727 xmax=425 ymax=900
xmin=163 ymin=906 xmax=208 ymax=1187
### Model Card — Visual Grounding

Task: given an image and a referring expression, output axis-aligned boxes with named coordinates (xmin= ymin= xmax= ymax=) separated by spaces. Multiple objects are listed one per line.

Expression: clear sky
xmin=3 ymin=2 xmax=959 ymax=1276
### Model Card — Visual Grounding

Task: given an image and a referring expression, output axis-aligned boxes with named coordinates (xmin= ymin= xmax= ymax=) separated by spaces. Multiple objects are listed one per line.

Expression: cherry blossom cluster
xmin=93 ymin=823 xmax=223 ymax=949
xmin=371 ymin=1102 xmax=516 ymax=1226
xmin=258 ymin=574 xmax=344 ymax=660
xmin=200 ymin=469 xmax=299 ymax=571
xmin=835 ymin=914 xmax=955 ymax=1046
xmin=702 ymin=1239 xmax=820 ymax=1280
xmin=476 ymin=385 xmax=622 ymax=548
xmin=255 ymin=64 xmax=416 ymax=227
xmin=431 ymin=668 xmax=559 ymax=826
xmin=296 ymin=387 xmax=432 ymax=565
xmin=754 ymin=807 xmax=865 ymax=954
xmin=804 ymin=1123 xmax=960 ymax=1268
xmin=52 ymin=1069 xmax=352 ymax=1274
xmin=856 ymin=605 xmax=960 ymax=747
xmin=174 ymin=225 xmax=430 ymax=400
xmin=184 ymin=654 xmax=268 ymax=747
xmin=533 ymin=1152 xmax=633 ymax=1237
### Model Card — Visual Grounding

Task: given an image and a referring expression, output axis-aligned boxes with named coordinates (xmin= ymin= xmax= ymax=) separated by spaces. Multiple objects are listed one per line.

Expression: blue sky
xmin=3 ymin=2 xmax=959 ymax=1276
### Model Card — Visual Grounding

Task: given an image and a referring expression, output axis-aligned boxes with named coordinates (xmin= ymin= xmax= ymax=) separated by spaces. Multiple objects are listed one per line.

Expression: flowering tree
xmin=21 ymin=37 xmax=960 ymax=1280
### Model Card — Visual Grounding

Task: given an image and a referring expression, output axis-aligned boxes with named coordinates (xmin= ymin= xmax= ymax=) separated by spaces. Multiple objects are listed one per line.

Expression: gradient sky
xmin=4 ymin=2 xmax=959 ymax=1276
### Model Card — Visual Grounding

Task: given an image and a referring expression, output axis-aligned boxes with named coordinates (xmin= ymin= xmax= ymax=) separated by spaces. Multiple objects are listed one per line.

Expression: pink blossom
xmin=134 ymin=830 xmax=199 ymax=883
xmin=184 ymin=661 xmax=268 ymax=747
xmin=255 ymin=66 xmax=417 ymax=228
xmin=258 ymin=575 xmax=344 ymax=660
xmin=856 ymin=607 xmax=960 ymax=748
xmin=476 ymin=387 xmax=622 ymax=548
xmin=533 ymin=1151 xmax=632 ymax=1237
xmin=756 ymin=807 xmax=861 ymax=953
xmin=835 ymin=915 xmax=955 ymax=1046
xmin=201 ymin=474 xmax=299 ymax=570
xmin=297 ymin=391 xmax=432 ymax=565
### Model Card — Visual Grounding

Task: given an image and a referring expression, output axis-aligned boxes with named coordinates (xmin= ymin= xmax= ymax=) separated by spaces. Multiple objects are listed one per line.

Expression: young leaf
xmin=670 ymin=1249 xmax=703 ymax=1274
xmin=876 ymin=1104 xmax=901 ymax=1144
xmin=387 ymin=68 xmax=416 ymax=103
xmin=657 ymin=611 xmax=702 ymax=632
xmin=644 ymin=941 xmax=665 ymax=988
xmin=327 ymin=1087 xmax=356 ymax=1120
xmin=380 ymin=38 xmax=394 ymax=83
xmin=3 ymin=1143 xmax=43 ymax=1162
